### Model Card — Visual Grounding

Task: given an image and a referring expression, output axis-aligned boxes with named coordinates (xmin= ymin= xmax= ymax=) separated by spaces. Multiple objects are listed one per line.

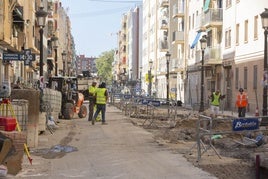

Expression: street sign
xmin=3 ymin=49 xmax=35 ymax=65
xmin=3 ymin=53 xmax=23 ymax=61
xmin=24 ymin=49 xmax=35 ymax=65
xmin=232 ymin=118 xmax=259 ymax=131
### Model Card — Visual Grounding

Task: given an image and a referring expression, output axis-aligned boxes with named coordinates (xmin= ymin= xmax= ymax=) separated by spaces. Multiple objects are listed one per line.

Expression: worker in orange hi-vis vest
xmin=236 ymin=88 xmax=248 ymax=117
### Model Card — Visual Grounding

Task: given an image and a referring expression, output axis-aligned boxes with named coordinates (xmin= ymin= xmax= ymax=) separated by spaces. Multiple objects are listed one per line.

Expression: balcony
xmin=170 ymin=58 xmax=178 ymax=72
xmin=195 ymin=46 xmax=221 ymax=65
xmin=172 ymin=31 xmax=184 ymax=44
xmin=172 ymin=3 xmax=184 ymax=18
xmin=204 ymin=46 xmax=222 ymax=65
xmin=202 ymin=8 xmax=223 ymax=28
xmin=160 ymin=0 xmax=169 ymax=7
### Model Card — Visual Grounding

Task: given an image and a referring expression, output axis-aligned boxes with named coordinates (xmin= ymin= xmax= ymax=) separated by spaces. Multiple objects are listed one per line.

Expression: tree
xmin=95 ymin=50 xmax=114 ymax=84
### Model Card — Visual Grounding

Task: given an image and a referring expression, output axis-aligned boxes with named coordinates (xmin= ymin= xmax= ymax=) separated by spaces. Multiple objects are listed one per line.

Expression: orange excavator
xmin=47 ymin=76 xmax=87 ymax=119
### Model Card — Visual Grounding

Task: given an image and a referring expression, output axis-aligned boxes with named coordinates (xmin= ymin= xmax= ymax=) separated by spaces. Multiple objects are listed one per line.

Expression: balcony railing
xmin=172 ymin=31 xmax=184 ymax=44
xmin=202 ymin=8 xmax=223 ymax=28
xmin=195 ymin=45 xmax=221 ymax=65
xmin=160 ymin=0 xmax=169 ymax=7
xmin=195 ymin=9 xmax=223 ymax=30
xmin=204 ymin=45 xmax=222 ymax=65
xmin=172 ymin=2 xmax=185 ymax=18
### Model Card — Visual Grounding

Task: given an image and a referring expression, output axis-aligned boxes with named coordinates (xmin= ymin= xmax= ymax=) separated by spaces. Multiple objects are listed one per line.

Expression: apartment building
xmin=170 ymin=0 xmax=187 ymax=102
xmin=186 ymin=0 xmax=267 ymax=114
xmin=186 ymin=0 xmax=222 ymax=107
xmin=141 ymin=0 xmax=167 ymax=97
xmin=126 ymin=6 xmax=141 ymax=82
xmin=117 ymin=14 xmax=128 ymax=87
xmin=76 ymin=55 xmax=96 ymax=77
xmin=116 ymin=6 xmax=142 ymax=93
xmin=0 ymin=0 xmax=74 ymax=88
xmin=222 ymin=0 xmax=267 ymax=113
xmin=156 ymin=0 xmax=170 ymax=98
xmin=115 ymin=0 xmax=268 ymax=114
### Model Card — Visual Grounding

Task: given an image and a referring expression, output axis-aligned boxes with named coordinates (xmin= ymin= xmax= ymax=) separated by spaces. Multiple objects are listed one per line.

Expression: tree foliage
xmin=95 ymin=50 xmax=114 ymax=84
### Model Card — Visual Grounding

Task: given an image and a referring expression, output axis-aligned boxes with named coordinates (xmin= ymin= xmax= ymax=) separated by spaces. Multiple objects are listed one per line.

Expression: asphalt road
xmin=15 ymin=105 xmax=216 ymax=179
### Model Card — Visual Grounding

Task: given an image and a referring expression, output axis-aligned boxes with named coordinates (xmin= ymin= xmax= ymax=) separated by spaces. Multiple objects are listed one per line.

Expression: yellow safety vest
xmin=88 ymin=86 xmax=96 ymax=96
xmin=96 ymin=88 xmax=107 ymax=104
xmin=211 ymin=92 xmax=220 ymax=106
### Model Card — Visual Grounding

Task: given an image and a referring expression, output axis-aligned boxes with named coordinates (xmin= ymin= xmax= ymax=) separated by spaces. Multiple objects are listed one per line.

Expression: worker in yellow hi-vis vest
xmin=92 ymin=82 xmax=108 ymax=125
xmin=88 ymin=81 xmax=97 ymax=121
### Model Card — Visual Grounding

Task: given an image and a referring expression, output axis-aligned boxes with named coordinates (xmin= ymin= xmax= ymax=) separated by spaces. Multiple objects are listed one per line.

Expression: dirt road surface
xmin=14 ymin=105 xmax=216 ymax=179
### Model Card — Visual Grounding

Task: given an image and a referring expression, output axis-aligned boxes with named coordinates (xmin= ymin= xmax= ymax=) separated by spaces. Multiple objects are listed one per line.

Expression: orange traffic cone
xmin=255 ymin=107 xmax=259 ymax=116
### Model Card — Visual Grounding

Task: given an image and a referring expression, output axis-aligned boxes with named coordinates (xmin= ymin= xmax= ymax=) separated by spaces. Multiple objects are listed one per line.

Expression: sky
xmin=60 ymin=0 xmax=142 ymax=57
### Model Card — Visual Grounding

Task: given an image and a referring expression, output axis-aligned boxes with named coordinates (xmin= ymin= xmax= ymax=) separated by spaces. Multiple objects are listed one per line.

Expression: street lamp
xmin=199 ymin=35 xmax=207 ymax=112
xmin=62 ymin=51 xmax=67 ymax=76
xmin=148 ymin=59 xmax=153 ymax=96
xmin=51 ymin=34 xmax=58 ymax=76
xmin=166 ymin=51 xmax=171 ymax=106
xmin=35 ymin=3 xmax=47 ymax=77
xmin=261 ymin=8 xmax=268 ymax=118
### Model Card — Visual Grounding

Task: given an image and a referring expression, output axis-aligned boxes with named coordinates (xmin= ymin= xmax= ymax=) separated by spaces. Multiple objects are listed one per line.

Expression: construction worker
xmin=88 ymin=81 xmax=97 ymax=121
xmin=92 ymin=82 xmax=108 ymax=125
xmin=209 ymin=89 xmax=225 ymax=118
xmin=236 ymin=88 xmax=248 ymax=117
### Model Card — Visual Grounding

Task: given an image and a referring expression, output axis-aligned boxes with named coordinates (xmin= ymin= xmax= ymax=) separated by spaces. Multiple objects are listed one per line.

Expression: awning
xmin=13 ymin=6 xmax=24 ymax=23
xmin=203 ymin=0 xmax=211 ymax=12
xmin=190 ymin=32 xmax=202 ymax=49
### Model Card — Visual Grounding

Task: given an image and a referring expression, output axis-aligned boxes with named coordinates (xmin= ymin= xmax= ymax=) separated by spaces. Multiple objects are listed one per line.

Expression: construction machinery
xmin=47 ymin=76 xmax=87 ymax=119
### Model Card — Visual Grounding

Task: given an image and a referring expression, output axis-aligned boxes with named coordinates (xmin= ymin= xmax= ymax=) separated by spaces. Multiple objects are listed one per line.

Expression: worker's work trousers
xmin=93 ymin=104 xmax=106 ymax=123
xmin=238 ymin=107 xmax=246 ymax=117
xmin=88 ymin=98 xmax=95 ymax=121
xmin=210 ymin=105 xmax=220 ymax=116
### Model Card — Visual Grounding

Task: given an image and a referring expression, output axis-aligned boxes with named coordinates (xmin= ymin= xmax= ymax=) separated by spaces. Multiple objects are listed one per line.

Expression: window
xmin=244 ymin=67 xmax=248 ymax=89
xmin=254 ymin=16 xmax=258 ymax=40
xmin=236 ymin=24 xmax=239 ymax=45
xmin=192 ymin=14 xmax=195 ymax=29
xmin=244 ymin=20 xmax=248 ymax=43
xmin=226 ymin=0 xmax=232 ymax=8
xmin=225 ymin=28 xmax=231 ymax=48
xmin=253 ymin=65 xmax=258 ymax=89
xmin=189 ymin=16 xmax=191 ymax=30
xmin=235 ymin=67 xmax=239 ymax=89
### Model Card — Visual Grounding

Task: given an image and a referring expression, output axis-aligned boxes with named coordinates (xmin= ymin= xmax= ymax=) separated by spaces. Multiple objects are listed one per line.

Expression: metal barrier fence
xmin=190 ymin=115 xmax=267 ymax=162
xmin=12 ymin=99 xmax=29 ymax=131
xmin=42 ymin=88 xmax=62 ymax=121
xmin=110 ymin=93 xmax=180 ymax=127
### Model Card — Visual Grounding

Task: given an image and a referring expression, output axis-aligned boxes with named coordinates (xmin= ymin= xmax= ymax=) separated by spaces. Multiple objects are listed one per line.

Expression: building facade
xmin=76 ymin=54 xmax=97 ymax=77
xmin=0 ymin=0 xmax=74 ymax=89
xmin=114 ymin=0 xmax=268 ymax=115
